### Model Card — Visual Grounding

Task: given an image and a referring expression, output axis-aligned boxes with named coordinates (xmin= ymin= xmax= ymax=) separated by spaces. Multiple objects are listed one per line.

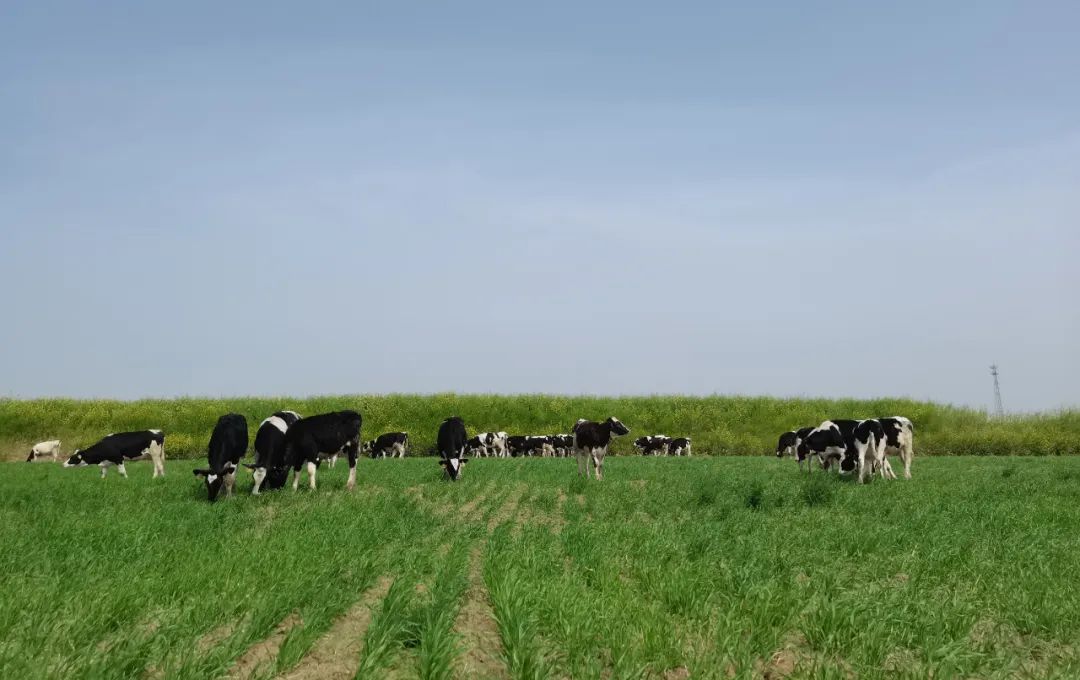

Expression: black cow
xmin=796 ymin=420 xmax=849 ymax=472
xmin=285 ymin=410 xmax=363 ymax=491
xmin=437 ymin=416 xmax=468 ymax=481
xmin=63 ymin=430 xmax=166 ymax=479
xmin=799 ymin=419 xmax=889 ymax=483
xmin=506 ymin=435 xmax=528 ymax=458
xmin=365 ymin=432 xmax=409 ymax=458
xmin=550 ymin=434 xmax=574 ymax=457
xmin=634 ymin=435 xmax=671 ymax=456
xmin=843 ymin=418 xmax=887 ymax=483
xmin=246 ymin=410 xmax=301 ymax=494
xmin=193 ymin=414 xmax=249 ymax=501
xmin=572 ymin=417 xmax=630 ymax=480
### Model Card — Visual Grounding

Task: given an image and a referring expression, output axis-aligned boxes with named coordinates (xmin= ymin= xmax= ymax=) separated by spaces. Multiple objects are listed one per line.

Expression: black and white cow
xmin=26 ymin=439 xmax=61 ymax=462
xmin=246 ymin=410 xmax=300 ymax=494
xmin=634 ymin=435 xmax=671 ymax=456
xmin=775 ymin=426 xmax=816 ymax=470
xmin=473 ymin=431 xmax=508 ymax=458
xmin=63 ymin=430 xmax=166 ymax=479
xmin=437 ymin=416 xmax=468 ymax=481
xmin=878 ymin=416 xmax=915 ymax=479
xmin=193 ymin=413 xmax=249 ymax=501
xmin=284 ymin=410 xmax=363 ymax=491
xmin=366 ymin=432 xmax=409 ymax=458
xmin=668 ymin=437 xmax=692 ymax=457
xmin=795 ymin=420 xmax=852 ymax=472
xmin=799 ymin=419 xmax=889 ymax=483
xmin=572 ymin=417 xmax=630 ymax=480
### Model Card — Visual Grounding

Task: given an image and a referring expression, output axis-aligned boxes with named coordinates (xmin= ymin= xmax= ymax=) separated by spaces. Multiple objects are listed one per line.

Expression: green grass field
xmin=3 ymin=456 xmax=1079 ymax=679
xmin=2 ymin=395 xmax=1078 ymax=460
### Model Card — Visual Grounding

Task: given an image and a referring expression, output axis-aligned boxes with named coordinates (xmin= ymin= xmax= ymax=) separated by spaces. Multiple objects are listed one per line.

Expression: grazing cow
xmin=634 ymin=435 xmax=671 ymax=456
xmin=839 ymin=419 xmax=888 ymax=484
xmin=63 ymin=430 xmax=166 ymax=479
xmin=366 ymin=432 xmax=409 ymax=459
xmin=796 ymin=420 xmax=852 ymax=472
xmin=878 ymin=416 xmax=915 ymax=479
xmin=437 ymin=416 xmax=468 ymax=481
xmin=284 ymin=410 xmax=363 ymax=491
xmin=506 ymin=435 xmax=528 ymax=458
xmin=775 ymin=426 xmax=816 ymax=469
xmin=572 ymin=417 xmax=630 ymax=480
xmin=668 ymin=437 xmax=693 ymax=457
xmin=193 ymin=414 xmax=249 ymax=501
xmin=246 ymin=410 xmax=300 ymax=494
xmin=522 ymin=436 xmax=555 ymax=457
xmin=26 ymin=440 xmax=61 ymax=462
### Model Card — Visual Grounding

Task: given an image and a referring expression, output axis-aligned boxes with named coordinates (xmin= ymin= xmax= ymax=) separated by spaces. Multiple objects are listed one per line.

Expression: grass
xmin=2 ymin=395 xmax=1078 ymax=460
xmin=2 ymin=455 xmax=1080 ymax=679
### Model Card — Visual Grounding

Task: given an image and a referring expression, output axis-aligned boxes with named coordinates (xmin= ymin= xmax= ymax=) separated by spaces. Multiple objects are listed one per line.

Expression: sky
xmin=1 ymin=1 xmax=1077 ymax=411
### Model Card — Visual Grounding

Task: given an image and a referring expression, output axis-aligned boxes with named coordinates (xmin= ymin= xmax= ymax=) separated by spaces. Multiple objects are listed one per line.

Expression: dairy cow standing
xmin=285 ymin=410 xmax=363 ymax=491
xmin=193 ymin=414 xmax=249 ymax=501
xmin=246 ymin=410 xmax=300 ymax=494
xmin=572 ymin=417 xmax=630 ymax=481
xmin=437 ymin=416 xmax=468 ymax=481
xmin=63 ymin=430 xmax=166 ymax=479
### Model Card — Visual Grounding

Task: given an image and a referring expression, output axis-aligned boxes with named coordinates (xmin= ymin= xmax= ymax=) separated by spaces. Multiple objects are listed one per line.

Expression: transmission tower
xmin=990 ymin=364 xmax=1004 ymax=417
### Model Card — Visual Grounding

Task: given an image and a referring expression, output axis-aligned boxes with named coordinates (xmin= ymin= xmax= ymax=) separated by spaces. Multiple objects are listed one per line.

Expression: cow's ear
xmin=193 ymin=468 xmax=209 ymax=478
xmin=438 ymin=459 xmax=448 ymax=466
xmin=461 ymin=458 xmax=469 ymax=464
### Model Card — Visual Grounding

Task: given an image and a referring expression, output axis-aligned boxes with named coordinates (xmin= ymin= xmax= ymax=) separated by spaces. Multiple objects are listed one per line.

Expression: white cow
xmin=26 ymin=440 xmax=61 ymax=462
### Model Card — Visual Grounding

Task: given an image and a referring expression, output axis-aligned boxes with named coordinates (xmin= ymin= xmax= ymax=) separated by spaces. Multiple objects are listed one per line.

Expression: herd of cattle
xmin=23 ymin=410 xmax=915 ymax=500
xmin=774 ymin=416 xmax=916 ymax=483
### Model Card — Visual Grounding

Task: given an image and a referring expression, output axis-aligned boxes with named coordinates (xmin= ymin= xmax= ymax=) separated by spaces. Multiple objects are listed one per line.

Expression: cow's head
xmin=439 ymin=456 xmax=467 ymax=481
xmin=193 ymin=468 xmax=225 ymax=502
xmin=633 ymin=436 xmax=652 ymax=450
xmin=607 ymin=417 xmax=630 ymax=436
xmin=776 ymin=433 xmax=794 ymax=458
xmin=361 ymin=441 xmax=373 ymax=455
xmin=26 ymin=449 xmax=35 ymax=462
xmin=63 ymin=451 xmax=86 ymax=467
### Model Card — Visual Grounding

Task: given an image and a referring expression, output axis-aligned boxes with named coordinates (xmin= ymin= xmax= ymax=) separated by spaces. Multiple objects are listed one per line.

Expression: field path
xmin=276 ymin=575 xmax=393 ymax=680
xmin=451 ymin=547 xmax=508 ymax=679
xmin=227 ymin=612 xmax=303 ymax=680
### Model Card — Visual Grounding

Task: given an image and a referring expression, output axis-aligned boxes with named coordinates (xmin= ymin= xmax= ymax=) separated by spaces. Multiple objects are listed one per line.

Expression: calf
xmin=247 ymin=410 xmax=300 ymax=494
xmin=26 ymin=439 xmax=61 ymax=462
xmin=63 ymin=430 xmax=166 ymax=479
xmin=284 ymin=410 xmax=363 ymax=491
xmin=775 ymin=426 xmax=815 ymax=470
xmin=572 ymin=417 xmax=630 ymax=480
xmin=366 ymin=432 xmax=409 ymax=458
xmin=634 ymin=435 xmax=671 ymax=456
xmin=193 ymin=413 xmax=249 ymax=501
xmin=878 ymin=416 xmax=915 ymax=479
xmin=437 ymin=416 xmax=468 ymax=481
xmin=668 ymin=437 xmax=692 ymax=457
xmin=840 ymin=419 xmax=887 ymax=484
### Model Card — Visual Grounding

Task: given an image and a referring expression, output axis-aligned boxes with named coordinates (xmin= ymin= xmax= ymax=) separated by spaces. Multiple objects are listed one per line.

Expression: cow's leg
xmin=117 ymin=462 xmax=128 ymax=478
xmin=902 ymin=444 xmax=913 ymax=480
xmin=292 ymin=462 xmax=303 ymax=491
xmin=577 ymin=451 xmax=587 ymax=477
xmin=100 ymin=462 xmax=108 ymax=478
xmin=304 ymin=461 xmax=317 ymax=490
xmin=345 ymin=440 xmax=359 ymax=491
xmin=252 ymin=467 xmax=266 ymax=495
xmin=856 ymin=444 xmax=868 ymax=484
xmin=593 ymin=449 xmax=604 ymax=481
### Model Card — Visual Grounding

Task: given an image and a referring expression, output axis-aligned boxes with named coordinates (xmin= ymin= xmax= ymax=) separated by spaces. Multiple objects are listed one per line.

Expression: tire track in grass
xmin=451 ymin=547 xmax=509 ymax=679
xmin=276 ymin=576 xmax=393 ymax=680
xmin=226 ymin=612 xmax=303 ymax=680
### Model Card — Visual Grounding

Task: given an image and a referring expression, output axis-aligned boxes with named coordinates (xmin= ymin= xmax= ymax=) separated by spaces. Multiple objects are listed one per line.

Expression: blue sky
xmin=2 ymin=1 xmax=1077 ymax=410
